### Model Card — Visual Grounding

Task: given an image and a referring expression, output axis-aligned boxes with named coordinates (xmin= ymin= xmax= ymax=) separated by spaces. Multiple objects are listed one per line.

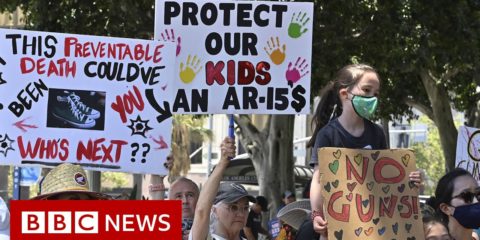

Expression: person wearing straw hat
xmin=277 ymin=199 xmax=320 ymax=240
xmin=0 ymin=197 xmax=9 ymax=240
xmin=31 ymin=163 xmax=112 ymax=200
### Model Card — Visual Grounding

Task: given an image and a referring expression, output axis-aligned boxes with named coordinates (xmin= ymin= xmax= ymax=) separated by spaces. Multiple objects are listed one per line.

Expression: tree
xmin=234 ymin=114 xmax=295 ymax=218
xmin=310 ymin=0 xmax=480 ymax=171
xmin=411 ymin=116 xmax=447 ymax=195
xmin=170 ymin=114 xmax=212 ymax=181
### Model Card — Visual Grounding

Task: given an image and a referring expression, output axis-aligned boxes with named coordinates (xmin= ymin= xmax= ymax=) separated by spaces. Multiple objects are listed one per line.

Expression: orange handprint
xmin=264 ymin=37 xmax=286 ymax=65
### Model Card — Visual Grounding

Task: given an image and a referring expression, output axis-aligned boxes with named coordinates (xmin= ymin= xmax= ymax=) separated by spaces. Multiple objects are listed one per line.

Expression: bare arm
xmin=149 ymin=175 xmax=165 ymax=200
xmin=310 ymin=167 xmax=328 ymax=236
xmin=190 ymin=137 xmax=235 ymax=240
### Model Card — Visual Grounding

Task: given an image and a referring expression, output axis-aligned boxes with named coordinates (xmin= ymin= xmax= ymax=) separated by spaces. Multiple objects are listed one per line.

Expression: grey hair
xmin=210 ymin=202 xmax=221 ymax=235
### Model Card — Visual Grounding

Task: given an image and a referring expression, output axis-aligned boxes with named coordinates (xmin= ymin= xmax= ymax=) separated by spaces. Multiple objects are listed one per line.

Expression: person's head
xmin=282 ymin=190 xmax=296 ymax=204
xmin=168 ymin=177 xmax=199 ymax=219
xmin=432 ymin=168 xmax=480 ymax=230
xmin=308 ymin=64 xmax=380 ymax=147
xmin=423 ymin=215 xmax=451 ymax=240
xmin=211 ymin=183 xmax=256 ymax=236
xmin=31 ymin=163 xmax=112 ymax=200
xmin=252 ymin=196 xmax=268 ymax=214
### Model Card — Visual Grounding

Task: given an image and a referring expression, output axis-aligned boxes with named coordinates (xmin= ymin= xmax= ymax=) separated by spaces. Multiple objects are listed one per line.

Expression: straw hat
xmin=31 ymin=163 xmax=112 ymax=200
xmin=276 ymin=199 xmax=311 ymax=230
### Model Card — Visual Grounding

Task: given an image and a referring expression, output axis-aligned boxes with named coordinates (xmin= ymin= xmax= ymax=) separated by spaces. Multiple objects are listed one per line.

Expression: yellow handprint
xmin=264 ymin=37 xmax=286 ymax=65
xmin=179 ymin=54 xmax=202 ymax=84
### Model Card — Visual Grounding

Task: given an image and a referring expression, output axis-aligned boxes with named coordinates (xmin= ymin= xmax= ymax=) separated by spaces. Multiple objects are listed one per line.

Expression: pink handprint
xmin=160 ymin=29 xmax=182 ymax=56
xmin=285 ymin=57 xmax=309 ymax=87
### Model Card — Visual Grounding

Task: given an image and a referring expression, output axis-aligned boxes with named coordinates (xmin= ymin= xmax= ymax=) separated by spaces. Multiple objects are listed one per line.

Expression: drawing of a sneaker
xmin=57 ymin=91 xmax=101 ymax=119
xmin=52 ymin=97 xmax=96 ymax=129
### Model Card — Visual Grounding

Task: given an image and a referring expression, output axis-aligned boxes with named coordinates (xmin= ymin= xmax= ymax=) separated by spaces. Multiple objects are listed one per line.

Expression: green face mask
xmin=351 ymin=94 xmax=378 ymax=120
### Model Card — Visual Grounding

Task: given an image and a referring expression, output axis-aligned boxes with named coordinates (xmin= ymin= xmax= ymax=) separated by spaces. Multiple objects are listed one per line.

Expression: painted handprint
xmin=288 ymin=12 xmax=310 ymax=39
xmin=285 ymin=57 xmax=309 ymax=87
xmin=264 ymin=37 xmax=286 ymax=65
xmin=160 ymin=29 xmax=182 ymax=56
xmin=179 ymin=55 xmax=202 ymax=84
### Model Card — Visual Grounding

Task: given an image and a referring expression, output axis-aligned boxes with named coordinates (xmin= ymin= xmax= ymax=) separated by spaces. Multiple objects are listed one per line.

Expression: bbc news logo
xmin=11 ymin=200 xmax=181 ymax=239
xmin=22 ymin=211 xmax=99 ymax=234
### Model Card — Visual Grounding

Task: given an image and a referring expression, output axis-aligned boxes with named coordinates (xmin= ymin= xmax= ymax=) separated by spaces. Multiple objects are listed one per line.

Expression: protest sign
xmin=154 ymin=0 xmax=313 ymax=118
xmin=455 ymin=126 xmax=480 ymax=181
xmin=318 ymin=147 xmax=424 ymax=240
xmin=0 ymin=29 xmax=176 ymax=175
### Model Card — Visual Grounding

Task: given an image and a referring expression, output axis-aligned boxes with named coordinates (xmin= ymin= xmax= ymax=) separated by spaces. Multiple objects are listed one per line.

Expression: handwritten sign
xmin=455 ymin=126 xmax=480 ymax=181
xmin=318 ymin=148 xmax=424 ymax=240
xmin=154 ymin=0 xmax=313 ymax=118
xmin=0 ymin=29 xmax=176 ymax=175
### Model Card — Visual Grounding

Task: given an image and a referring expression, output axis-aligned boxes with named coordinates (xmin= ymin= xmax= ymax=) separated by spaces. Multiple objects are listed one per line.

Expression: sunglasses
xmin=452 ymin=187 xmax=480 ymax=203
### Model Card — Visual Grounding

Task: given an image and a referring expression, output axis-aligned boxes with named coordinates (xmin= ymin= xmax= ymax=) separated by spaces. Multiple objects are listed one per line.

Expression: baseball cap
xmin=0 ymin=197 xmax=10 ymax=240
xmin=256 ymin=196 xmax=268 ymax=212
xmin=283 ymin=190 xmax=295 ymax=198
xmin=214 ymin=182 xmax=256 ymax=204
xmin=31 ymin=163 xmax=112 ymax=200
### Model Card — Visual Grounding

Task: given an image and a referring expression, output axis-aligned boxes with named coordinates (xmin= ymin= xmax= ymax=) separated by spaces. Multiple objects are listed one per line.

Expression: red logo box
xmin=10 ymin=200 xmax=181 ymax=240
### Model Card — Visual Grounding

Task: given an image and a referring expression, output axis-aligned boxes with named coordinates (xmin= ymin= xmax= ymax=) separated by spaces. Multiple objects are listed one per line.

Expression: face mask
xmin=452 ymin=202 xmax=480 ymax=229
xmin=350 ymin=94 xmax=378 ymax=120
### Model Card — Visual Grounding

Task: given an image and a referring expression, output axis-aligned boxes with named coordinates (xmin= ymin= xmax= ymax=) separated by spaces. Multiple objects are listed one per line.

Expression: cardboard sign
xmin=154 ymin=0 xmax=313 ymax=117
xmin=0 ymin=29 xmax=176 ymax=175
xmin=455 ymin=126 xmax=480 ymax=181
xmin=318 ymin=148 xmax=424 ymax=240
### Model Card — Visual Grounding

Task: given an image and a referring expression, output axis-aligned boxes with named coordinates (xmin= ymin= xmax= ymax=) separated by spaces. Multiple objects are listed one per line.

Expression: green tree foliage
xmin=0 ymin=0 xmax=155 ymax=38
xmin=411 ymin=116 xmax=446 ymax=195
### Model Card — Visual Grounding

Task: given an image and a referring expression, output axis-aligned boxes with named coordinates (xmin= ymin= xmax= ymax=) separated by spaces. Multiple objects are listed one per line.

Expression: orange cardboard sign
xmin=318 ymin=148 xmax=424 ymax=240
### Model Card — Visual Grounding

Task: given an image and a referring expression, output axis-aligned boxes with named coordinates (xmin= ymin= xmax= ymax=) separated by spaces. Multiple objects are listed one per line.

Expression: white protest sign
xmin=0 ymin=29 xmax=176 ymax=175
xmin=154 ymin=0 xmax=313 ymax=118
xmin=456 ymin=126 xmax=480 ymax=180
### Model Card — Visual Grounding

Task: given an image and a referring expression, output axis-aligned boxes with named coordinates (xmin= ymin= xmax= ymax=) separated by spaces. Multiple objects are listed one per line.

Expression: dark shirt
xmin=241 ymin=210 xmax=262 ymax=239
xmin=310 ymin=118 xmax=387 ymax=167
xmin=295 ymin=219 xmax=319 ymax=240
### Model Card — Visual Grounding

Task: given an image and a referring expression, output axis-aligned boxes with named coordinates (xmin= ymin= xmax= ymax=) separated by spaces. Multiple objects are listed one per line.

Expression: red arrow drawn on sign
xmin=150 ymin=135 xmax=169 ymax=150
xmin=13 ymin=117 xmax=38 ymax=132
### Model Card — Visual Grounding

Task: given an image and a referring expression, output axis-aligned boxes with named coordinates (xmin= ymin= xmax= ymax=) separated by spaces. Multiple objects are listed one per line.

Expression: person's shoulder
xmin=316 ymin=119 xmax=339 ymax=138
xmin=365 ymin=120 xmax=385 ymax=135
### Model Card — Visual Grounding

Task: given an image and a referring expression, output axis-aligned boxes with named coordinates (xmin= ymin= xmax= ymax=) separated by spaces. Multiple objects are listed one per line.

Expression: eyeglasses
xmin=223 ymin=204 xmax=249 ymax=214
xmin=452 ymin=187 xmax=480 ymax=204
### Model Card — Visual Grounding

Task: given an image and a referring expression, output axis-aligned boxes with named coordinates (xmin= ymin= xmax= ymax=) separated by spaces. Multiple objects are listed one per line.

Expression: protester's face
xmin=49 ymin=193 xmax=93 ymax=200
xmin=169 ymin=181 xmax=198 ymax=219
xmin=350 ymin=72 xmax=380 ymax=98
xmin=284 ymin=196 xmax=296 ymax=204
xmin=252 ymin=203 xmax=262 ymax=214
xmin=424 ymin=222 xmax=451 ymax=240
xmin=450 ymin=175 xmax=479 ymax=207
xmin=215 ymin=198 xmax=249 ymax=233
